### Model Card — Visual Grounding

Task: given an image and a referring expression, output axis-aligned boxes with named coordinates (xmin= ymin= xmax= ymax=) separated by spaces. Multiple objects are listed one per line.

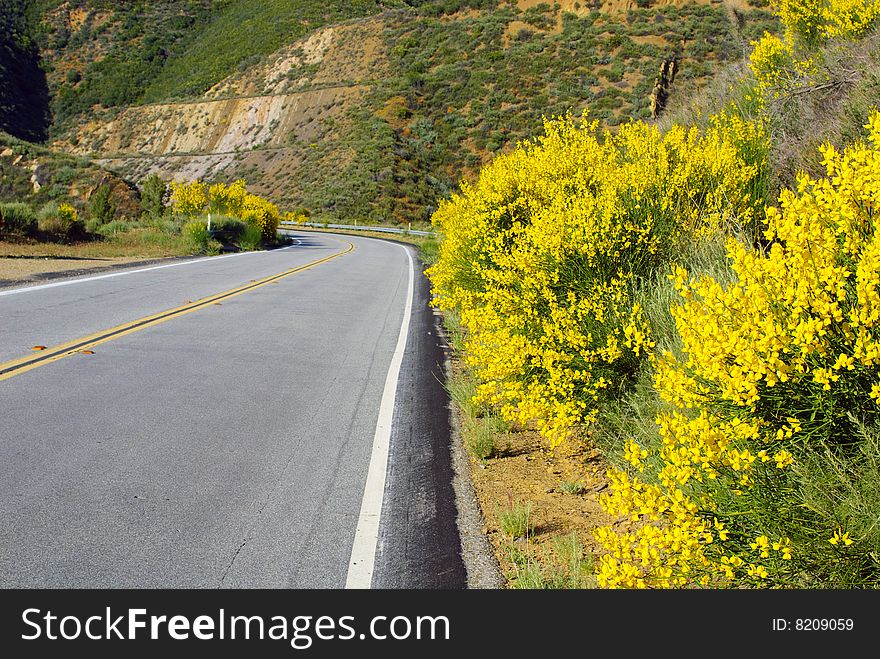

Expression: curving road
xmin=0 ymin=232 xmax=465 ymax=588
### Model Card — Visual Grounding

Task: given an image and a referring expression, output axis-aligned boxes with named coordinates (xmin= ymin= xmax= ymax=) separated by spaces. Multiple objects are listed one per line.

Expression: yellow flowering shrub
xmin=777 ymin=0 xmax=880 ymax=43
xmin=58 ymin=203 xmax=78 ymax=227
xmin=749 ymin=33 xmax=798 ymax=89
xmin=171 ymin=179 xmax=280 ymax=241
xmin=427 ymin=112 xmax=768 ymax=447
xmin=208 ymin=179 xmax=248 ymax=216
xmin=750 ymin=0 xmax=879 ymax=90
xmin=284 ymin=211 xmax=309 ymax=225
xmin=241 ymin=193 xmax=281 ymax=241
xmin=170 ymin=180 xmax=208 ymax=216
xmin=596 ymin=112 xmax=880 ymax=588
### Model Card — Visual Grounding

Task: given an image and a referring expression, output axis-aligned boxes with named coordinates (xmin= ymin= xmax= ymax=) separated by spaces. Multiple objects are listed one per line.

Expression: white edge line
xmin=0 ymin=240 xmax=302 ymax=298
xmin=345 ymin=244 xmax=415 ymax=589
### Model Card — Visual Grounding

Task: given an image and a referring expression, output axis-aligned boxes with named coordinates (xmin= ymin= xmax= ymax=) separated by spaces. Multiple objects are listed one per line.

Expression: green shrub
xmin=0 ymin=202 xmax=37 ymax=234
xmin=238 ymin=222 xmax=263 ymax=251
xmin=93 ymin=219 xmax=132 ymax=237
xmin=183 ymin=219 xmax=221 ymax=255
xmin=140 ymin=174 xmax=167 ymax=218
xmin=210 ymin=214 xmax=246 ymax=243
xmin=88 ymin=185 xmax=116 ymax=225
xmin=35 ymin=202 xmax=82 ymax=239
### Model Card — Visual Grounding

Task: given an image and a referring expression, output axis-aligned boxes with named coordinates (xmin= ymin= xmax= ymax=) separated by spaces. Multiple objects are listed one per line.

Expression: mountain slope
xmin=4 ymin=0 xmax=780 ymax=224
xmin=0 ymin=0 xmax=50 ymax=141
xmin=48 ymin=0 xmax=779 ymax=224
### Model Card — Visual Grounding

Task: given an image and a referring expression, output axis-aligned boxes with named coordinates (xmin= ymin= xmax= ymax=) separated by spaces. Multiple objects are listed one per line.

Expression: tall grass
xmin=510 ymin=532 xmax=598 ymax=589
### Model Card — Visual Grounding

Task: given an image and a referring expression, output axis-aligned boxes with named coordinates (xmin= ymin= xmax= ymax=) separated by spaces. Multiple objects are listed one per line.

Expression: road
xmin=0 ymin=232 xmax=465 ymax=588
xmin=280 ymin=221 xmax=436 ymax=237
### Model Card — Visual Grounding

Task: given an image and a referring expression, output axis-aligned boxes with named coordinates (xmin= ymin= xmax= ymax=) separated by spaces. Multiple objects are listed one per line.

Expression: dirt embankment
xmin=58 ymin=18 xmax=388 ymax=188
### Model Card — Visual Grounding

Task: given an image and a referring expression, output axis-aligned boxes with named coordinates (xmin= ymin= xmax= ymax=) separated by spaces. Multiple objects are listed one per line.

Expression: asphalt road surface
xmin=0 ymin=232 xmax=465 ymax=588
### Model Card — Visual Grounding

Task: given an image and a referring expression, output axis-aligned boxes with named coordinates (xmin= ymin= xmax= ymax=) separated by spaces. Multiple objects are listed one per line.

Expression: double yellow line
xmin=0 ymin=242 xmax=354 ymax=383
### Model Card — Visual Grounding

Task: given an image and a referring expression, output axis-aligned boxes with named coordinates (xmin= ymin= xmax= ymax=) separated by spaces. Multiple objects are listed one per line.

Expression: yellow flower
xmin=750 ymin=535 xmax=771 ymax=558
xmin=774 ymin=450 xmax=794 ymax=469
xmin=829 ymin=529 xmax=853 ymax=546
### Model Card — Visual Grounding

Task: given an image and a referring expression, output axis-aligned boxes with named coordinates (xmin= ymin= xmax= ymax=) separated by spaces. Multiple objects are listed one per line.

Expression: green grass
xmin=447 ymin=372 xmax=480 ymax=420
xmin=497 ymin=499 xmax=532 ymax=539
xmin=509 ymin=532 xmax=597 ymax=589
xmin=238 ymin=222 xmax=263 ymax=251
xmin=463 ymin=414 xmax=510 ymax=460
xmin=463 ymin=416 xmax=496 ymax=460
xmin=559 ymin=480 xmax=587 ymax=495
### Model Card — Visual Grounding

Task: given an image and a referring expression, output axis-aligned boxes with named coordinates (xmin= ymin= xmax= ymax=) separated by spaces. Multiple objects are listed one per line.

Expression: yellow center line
xmin=0 ymin=241 xmax=355 ymax=383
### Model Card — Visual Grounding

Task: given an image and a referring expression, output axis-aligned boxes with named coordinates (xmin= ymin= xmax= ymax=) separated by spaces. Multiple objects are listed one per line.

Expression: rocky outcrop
xmin=650 ymin=56 xmax=678 ymax=120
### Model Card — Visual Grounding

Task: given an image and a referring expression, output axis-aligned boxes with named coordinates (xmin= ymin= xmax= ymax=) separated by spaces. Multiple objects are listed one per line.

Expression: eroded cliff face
xmin=57 ymin=17 xmax=386 ymax=203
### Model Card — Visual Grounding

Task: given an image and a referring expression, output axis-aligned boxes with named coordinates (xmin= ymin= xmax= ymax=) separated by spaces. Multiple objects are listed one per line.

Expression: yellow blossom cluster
xmin=427 ymin=112 xmax=768 ymax=447
xmin=284 ymin=211 xmax=309 ymax=225
xmin=595 ymin=112 xmax=880 ymax=588
xmin=777 ymin=0 xmax=880 ymax=43
xmin=208 ymin=179 xmax=248 ymax=216
xmin=170 ymin=179 xmax=280 ymax=240
xmin=750 ymin=0 xmax=879 ymax=90
xmin=240 ymin=193 xmax=282 ymax=240
xmin=58 ymin=203 xmax=78 ymax=225
xmin=169 ymin=180 xmax=208 ymax=216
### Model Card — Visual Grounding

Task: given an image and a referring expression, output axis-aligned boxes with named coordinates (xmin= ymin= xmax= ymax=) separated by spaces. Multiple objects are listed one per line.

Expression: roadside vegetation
xmin=0 ymin=171 xmax=291 ymax=263
xmin=429 ymin=0 xmax=880 ymax=588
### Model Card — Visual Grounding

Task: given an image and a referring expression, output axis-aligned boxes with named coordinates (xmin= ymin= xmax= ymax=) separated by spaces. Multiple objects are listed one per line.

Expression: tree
xmin=89 ymin=184 xmax=116 ymax=225
xmin=141 ymin=174 xmax=167 ymax=217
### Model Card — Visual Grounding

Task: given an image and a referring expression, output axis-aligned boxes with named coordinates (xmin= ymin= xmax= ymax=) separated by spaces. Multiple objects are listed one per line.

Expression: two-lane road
xmin=0 ymin=232 xmax=465 ymax=588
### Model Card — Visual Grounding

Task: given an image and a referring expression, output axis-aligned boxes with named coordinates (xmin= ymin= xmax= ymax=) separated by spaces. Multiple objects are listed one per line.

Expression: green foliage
xmin=0 ymin=0 xmax=50 ymax=141
xmin=140 ymin=174 xmax=167 ymax=218
xmin=447 ymin=372 xmax=480 ymax=419
xmin=147 ymin=1 xmax=404 ymax=102
xmin=510 ymin=532 xmax=597 ymax=589
xmin=463 ymin=415 xmax=506 ymax=460
xmin=238 ymin=222 xmax=263 ymax=251
xmin=419 ymin=237 xmax=440 ymax=266
xmin=559 ymin=481 xmax=587 ymax=495
xmin=40 ymin=1 xmax=407 ymax=127
xmin=88 ymin=184 xmax=116 ymax=225
xmin=90 ymin=218 xmax=130 ymax=237
xmin=0 ymin=201 xmax=37 ymax=234
xmin=35 ymin=200 xmax=82 ymax=239
xmin=209 ymin=214 xmax=246 ymax=243
xmin=48 ymin=1 xmax=218 ymax=123
xmin=497 ymin=499 xmax=533 ymax=539
xmin=183 ymin=219 xmax=221 ymax=254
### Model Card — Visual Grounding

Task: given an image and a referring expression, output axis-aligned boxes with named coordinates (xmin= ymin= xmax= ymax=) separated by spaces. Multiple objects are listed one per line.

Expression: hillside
xmin=0 ymin=130 xmax=138 ymax=216
xmin=8 ymin=0 xmax=780 ymax=224
xmin=0 ymin=0 xmax=51 ymax=142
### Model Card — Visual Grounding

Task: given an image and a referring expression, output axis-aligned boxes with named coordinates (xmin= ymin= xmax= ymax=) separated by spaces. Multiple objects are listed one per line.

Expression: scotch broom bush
xmin=750 ymin=0 xmax=880 ymax=90
xmin=595 ymin=111 xmax=880 ymax=588
xmin=170 ymin=179 xmax=280 ymax=242
xmin=427 ymin=111 xmax=769 ymax=446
